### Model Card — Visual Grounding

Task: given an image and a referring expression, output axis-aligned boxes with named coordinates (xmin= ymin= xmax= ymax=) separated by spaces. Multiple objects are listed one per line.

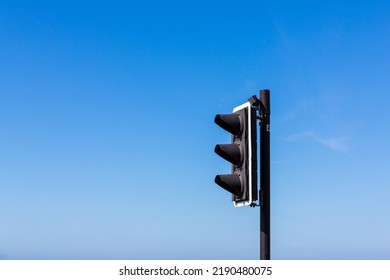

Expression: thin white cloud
xmin=287 ymin=130 xmax=348 ymax=152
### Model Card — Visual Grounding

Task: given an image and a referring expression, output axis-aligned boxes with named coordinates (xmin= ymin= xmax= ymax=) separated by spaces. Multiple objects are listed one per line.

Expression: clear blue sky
xmin=1 ymin=0 xmax=390 ymax=260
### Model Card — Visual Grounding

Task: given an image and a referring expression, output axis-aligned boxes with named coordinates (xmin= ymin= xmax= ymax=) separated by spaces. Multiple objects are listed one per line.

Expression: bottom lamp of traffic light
xmin=214 ymin=174 xmax=243 ymax=197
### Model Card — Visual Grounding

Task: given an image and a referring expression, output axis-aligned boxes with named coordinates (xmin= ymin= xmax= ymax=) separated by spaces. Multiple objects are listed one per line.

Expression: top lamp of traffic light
xmin=214 ymin=102 xmax=258 ymax=207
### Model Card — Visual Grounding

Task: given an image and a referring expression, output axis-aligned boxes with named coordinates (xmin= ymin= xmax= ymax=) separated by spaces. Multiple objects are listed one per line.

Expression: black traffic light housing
xmin=214 ymin=102 xmax=258 ymax=207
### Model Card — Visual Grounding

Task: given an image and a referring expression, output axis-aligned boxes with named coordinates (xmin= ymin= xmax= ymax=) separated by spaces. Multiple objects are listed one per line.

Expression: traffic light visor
xmin=214 ymin=143 xmax=242 ymax=166
xmin=214 ymin=113 xmax=241 ymax=136
xmin=214 ymin=174 xmax=243 ymax=197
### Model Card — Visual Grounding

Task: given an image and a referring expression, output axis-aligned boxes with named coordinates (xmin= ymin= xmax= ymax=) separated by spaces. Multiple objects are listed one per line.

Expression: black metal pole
xmin=260 ymin=89 xmax=270 ymax=260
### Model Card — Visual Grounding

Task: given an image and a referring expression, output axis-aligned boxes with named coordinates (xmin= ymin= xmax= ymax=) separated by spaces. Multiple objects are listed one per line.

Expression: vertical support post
xmin=260 ymin=89 xmax=271 ymax=260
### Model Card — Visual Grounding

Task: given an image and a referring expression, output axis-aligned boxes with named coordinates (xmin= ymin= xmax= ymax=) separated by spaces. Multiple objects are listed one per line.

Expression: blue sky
xmin=1 ymin=0 xmax=390 ymax=259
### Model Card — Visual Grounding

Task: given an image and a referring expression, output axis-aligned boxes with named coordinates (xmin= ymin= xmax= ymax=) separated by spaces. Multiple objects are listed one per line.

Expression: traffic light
xmin=214 ymin=102 xmax=258 ymax=207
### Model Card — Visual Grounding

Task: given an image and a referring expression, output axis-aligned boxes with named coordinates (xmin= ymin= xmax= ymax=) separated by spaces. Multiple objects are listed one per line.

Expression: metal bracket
xmin=249 ymin=189 xmax=263 ymax=208
xmin=248 ymin=95 xmax=261 ymax=109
